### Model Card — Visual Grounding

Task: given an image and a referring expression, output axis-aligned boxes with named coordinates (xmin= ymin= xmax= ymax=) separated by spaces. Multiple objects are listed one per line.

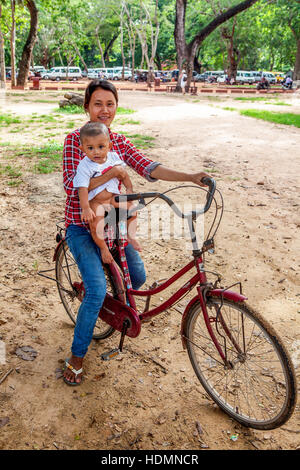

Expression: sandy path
xmin=0 ymin=90 xmax=299 ymax=451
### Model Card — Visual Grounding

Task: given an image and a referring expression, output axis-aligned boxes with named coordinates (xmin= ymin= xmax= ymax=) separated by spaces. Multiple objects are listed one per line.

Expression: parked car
xmin=195 ymin=73 xmax=207 ymax=82
xmin=217 ymin=74 xmax=229 ymax=83
xmin=204 ymin=71 xmax=224 ymax=81
xmin=33 ymin=66 xmax=47 ymax=74
xmin=250 ymin=71 xmax=262 ymax=83
xmin=274 ymin=72 xmax=285 ymax=83
xmin=40 ymin=70 xmax=52 ymax=79
xmin=87 ymin=69 xmax=99 ymax=79
xmin=261 ymin=72 xmax=276 ymax=84
xmin=113 ymin=69 xmax=132 ymax=80
xmin=235 ymin=71 xmax=255 ymax=84
xmin=47 ymin=66 xmax=83 ymax=81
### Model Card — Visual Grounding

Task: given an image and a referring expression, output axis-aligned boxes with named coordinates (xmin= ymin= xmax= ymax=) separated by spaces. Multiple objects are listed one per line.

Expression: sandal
xmin=63 ymin=358 xmax=83 ymax=386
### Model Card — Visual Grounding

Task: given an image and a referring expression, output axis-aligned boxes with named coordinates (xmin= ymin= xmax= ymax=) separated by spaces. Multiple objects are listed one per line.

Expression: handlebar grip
xmin=201 ymin=177 xmax=216 ymax=213
xmin=114 ymin=193 xmax=141 ymax=203
xmin=201 ymin=176 xmax=213 ymax=186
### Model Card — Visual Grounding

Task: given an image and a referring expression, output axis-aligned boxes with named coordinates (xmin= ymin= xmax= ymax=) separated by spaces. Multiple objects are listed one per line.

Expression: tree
xmin=272 ymin=0 xmax=300 ymax=79
xmin=174 ymin=0 xmax=260 ymax=89
xmin=0 ymin=2 xmax=6 ymax=88
xmin=16 ymin=0 xmax=38 ymax=86
xmin=124 ymin=0 xmax=160 ymax=83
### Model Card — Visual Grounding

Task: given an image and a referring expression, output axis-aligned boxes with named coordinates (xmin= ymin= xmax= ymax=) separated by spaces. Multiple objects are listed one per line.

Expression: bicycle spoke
xmin=185 ymin=297 xmax=296 ymax=429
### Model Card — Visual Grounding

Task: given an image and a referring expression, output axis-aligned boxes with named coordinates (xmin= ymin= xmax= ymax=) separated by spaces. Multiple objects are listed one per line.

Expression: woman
xmin=179 ymin=69 xmax=187 ymax=95
xmin=63 ymin=79 xmax=208 ymax=385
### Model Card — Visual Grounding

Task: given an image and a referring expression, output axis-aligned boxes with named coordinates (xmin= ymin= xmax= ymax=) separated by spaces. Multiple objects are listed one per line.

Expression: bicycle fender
xmin=180 ymin=289 xmax=247 ymax=349
xmin=53 ymin=239 xmax=64 ymax=261
xmin=180 ymin=296 xmax=201 ymax=350
xmin=207 ymin=289 xmax=247 ymax=303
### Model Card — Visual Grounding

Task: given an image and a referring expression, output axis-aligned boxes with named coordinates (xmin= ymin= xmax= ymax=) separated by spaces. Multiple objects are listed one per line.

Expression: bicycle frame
xmin=99 ymin=238 xmax=247 ymax=364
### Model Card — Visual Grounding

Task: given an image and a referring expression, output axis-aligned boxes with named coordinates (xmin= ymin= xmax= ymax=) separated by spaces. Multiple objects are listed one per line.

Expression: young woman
xmin=63 ymin=79 xmax=209 ymax=385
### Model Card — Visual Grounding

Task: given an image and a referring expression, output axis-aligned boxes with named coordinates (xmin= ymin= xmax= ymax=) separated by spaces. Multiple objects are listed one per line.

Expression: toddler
xmin=73 ymin=122 xmax=141 ymax=264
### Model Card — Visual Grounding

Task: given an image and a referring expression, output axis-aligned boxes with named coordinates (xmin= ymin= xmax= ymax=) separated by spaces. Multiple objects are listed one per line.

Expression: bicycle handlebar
xmin=115 ymin=177 xmax=216 ymax=220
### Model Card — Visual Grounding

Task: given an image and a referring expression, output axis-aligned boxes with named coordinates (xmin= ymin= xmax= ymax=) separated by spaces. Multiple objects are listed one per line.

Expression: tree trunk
xmin=95 ymin=25 xmax=106 ymax=68
xmin=174 ymin=0 xmax=259 ymax=90
xmin=104 ymin=33 xmax=118 ymax=63
xmin=68 ymin=20 xmax=88 ymax=73
xmin=0 ymin=5 xmax=6 ymax=89
xmin=120 ymin=8 xmax=126 ymax=79
xmin=10 ymin=0 xmax=16 ymax=87
xmin=17 ymin=0 xmax=38 ymax=86
xmin=294 ymin=38 xmax=300 ymax=81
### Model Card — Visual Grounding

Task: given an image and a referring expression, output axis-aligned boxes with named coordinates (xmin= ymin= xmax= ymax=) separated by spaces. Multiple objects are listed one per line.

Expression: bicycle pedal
xmin=101 ymin=348 xmax=120 ymax=361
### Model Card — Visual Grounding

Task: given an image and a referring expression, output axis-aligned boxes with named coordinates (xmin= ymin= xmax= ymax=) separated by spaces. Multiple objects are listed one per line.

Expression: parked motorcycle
xmin=256 ymin=80 xmax=270 ymax=90
xmin=281 ymin=80 xmax=293 ymax=90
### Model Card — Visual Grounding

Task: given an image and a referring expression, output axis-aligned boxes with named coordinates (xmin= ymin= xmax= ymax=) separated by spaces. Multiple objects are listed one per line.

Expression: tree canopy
xmin=0 ymin=0 xmax=299 ymax=87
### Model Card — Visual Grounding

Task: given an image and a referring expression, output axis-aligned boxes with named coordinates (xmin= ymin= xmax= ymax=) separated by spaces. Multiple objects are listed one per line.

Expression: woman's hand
xmin=112 ymin=165 xmax=128 ymax=181
xmin=88 ymin=165 xmax=128 ymax=192
xmin=189 ymin=172 xmax=211 ymax=187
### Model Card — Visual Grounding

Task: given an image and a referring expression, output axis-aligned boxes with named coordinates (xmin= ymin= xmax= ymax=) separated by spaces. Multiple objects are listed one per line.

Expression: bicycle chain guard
xmin=99 ymin=294 xmax=141 ymax=338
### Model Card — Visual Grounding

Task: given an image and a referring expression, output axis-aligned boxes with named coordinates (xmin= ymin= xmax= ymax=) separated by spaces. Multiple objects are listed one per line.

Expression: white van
xmin=262 ymin=72 xmax=276 ymax=84
xmin=236 ymin=71 xmax=255 ymax=84
xmin=48 ymin=66 xmax=82 ymax=81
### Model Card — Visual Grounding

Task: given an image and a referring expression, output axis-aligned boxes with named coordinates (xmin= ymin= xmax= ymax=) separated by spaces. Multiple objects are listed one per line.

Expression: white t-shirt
xmin=73 ymin=151 xmax=126 ymax=201
xmin=180 ymin=73 xmax=187 ymax=87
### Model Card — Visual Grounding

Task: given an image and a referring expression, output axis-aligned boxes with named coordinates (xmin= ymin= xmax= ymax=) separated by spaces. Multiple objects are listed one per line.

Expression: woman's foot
xmin=63 ymin=355 xmax=83 ymax=385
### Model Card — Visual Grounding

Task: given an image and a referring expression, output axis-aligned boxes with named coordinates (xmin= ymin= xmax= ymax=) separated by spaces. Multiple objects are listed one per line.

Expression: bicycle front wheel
xmin=55 ymin=240 xmax=115 ymax=340
xmin=184 ymin=297 xmax=297 ymax=430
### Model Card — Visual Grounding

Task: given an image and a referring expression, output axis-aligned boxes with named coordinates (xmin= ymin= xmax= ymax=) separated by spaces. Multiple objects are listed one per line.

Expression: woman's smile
xmin=87 ymin=89 xmax=117 ymax=128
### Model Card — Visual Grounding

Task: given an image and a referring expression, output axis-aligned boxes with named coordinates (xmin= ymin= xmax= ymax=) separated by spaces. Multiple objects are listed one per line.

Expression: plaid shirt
xmin=63 ymin=127 xmax=159 ymax=247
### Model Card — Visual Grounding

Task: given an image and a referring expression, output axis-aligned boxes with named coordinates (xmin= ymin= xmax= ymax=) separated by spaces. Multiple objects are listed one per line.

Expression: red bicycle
xmin=46 ymin=177 xmax=297 ymax=430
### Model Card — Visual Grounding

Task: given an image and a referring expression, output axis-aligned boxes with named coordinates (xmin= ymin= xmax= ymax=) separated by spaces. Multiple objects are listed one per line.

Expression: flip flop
xmin=63 ymin=358 xmax=83 ymax=386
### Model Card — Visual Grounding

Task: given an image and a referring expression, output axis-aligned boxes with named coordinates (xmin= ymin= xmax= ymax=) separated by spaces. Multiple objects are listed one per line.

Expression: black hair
xmin=84 ymin=79 xmax=119 ymax=110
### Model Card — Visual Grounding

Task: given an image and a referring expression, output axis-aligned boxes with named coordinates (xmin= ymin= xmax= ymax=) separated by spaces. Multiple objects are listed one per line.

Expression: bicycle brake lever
xmin=127 ymin=198 xmax=146 ymax=218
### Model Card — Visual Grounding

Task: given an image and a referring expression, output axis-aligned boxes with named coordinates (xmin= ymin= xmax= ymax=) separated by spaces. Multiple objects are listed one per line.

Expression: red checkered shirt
xmin=63 ymin=127 xmax=160 ymax=248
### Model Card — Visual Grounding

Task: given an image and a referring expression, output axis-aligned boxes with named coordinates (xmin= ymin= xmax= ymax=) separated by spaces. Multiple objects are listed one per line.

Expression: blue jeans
xmin=66 ymin=224 xmax=146 ymax=357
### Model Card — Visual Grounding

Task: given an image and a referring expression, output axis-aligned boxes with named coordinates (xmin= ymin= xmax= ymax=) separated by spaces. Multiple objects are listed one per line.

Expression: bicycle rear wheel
xmin=184 ymin=297 xmax=297 ymax=430
xmin=55 ymin=240 xmax=115 ymax=340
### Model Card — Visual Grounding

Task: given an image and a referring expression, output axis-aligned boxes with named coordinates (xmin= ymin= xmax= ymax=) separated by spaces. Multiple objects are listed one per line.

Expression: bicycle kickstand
xmin=101 ymin=319 xmax=130 ymax=361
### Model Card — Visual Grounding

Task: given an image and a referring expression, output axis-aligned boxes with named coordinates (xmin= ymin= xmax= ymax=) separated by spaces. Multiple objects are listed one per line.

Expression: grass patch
xmin=234 ymin=96 xmax=278 ymax=102
xmin=33 ymin=160 xmax=59 ymax=174
xmin=0 ymin=164 xmax=23 ymax=185
xmin=126 ymin=134 xmax=155 ymax=149
xmin=223 ymin=107 xmax=237 ymax=111
xmin=0 ymin=113 xmax=21 ymax=125
xmin=53 ymin=105 xmax=84 ymax=114
xmin=265 ymin=101 xmax=291 ymax=106
xmin=117 ymin=107 xmax=136 ymax=114
xmin=116 ymin=118 xmax=141 ymax=125
xmin=240 ymin=109 xmax=300 ymax=128
xmin=0 ymin=141 xmax=63 ymax=182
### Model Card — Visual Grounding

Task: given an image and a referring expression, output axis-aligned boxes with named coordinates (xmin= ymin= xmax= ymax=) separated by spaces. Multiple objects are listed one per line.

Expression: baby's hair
xmin=80 ymin=122 xmax=110 ymax=143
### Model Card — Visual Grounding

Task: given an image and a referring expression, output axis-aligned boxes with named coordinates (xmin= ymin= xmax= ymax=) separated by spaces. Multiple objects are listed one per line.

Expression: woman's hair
xmin=80 ymin=122 xmax=110 ymax=143
xmin=84 ymin=79 xmax=119 ymax=110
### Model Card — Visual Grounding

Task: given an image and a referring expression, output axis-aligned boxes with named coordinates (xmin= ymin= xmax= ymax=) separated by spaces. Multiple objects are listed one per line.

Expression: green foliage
xmin=240 ymin=109 xmax=300 ymax=127
xmin=126 ymin=133 xmax=155 ymax=148
xmin=0 ymin=114 xmax=21 ymax=125
xmin=1 ymin=0 xmax=299 ymax=76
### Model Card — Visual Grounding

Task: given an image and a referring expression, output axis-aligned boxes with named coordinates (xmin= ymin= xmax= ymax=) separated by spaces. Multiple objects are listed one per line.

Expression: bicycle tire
xmin=55 ymin=240 xmax=116 ymax=340
xmin=184 ymin=297 xmax=297 ymax=430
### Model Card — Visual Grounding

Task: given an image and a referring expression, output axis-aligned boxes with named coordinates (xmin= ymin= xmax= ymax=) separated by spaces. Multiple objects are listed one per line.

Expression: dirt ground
xmin=0 ymin=86 xmax=299 ymax=451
